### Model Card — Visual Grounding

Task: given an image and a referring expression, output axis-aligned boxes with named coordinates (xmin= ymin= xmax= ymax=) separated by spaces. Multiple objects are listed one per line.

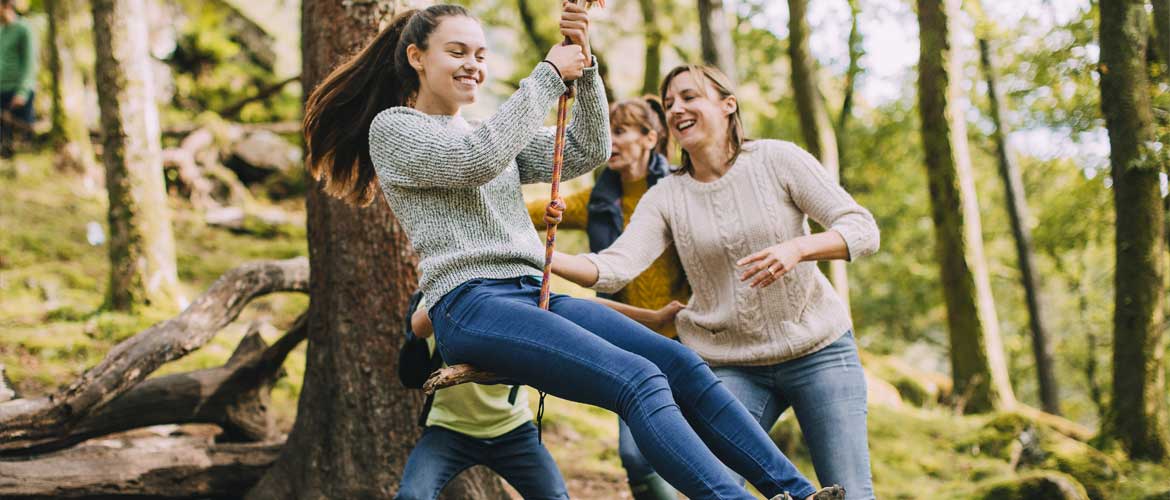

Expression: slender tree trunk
xmin=697 ymin=0 xmax=737 ymax=81
xmin=639 ymin=0 xmax=662 ymax=96
xmin=1099 ymin=0 xmax=1169 ymax=461
xmin=46 ymin=0 xmax=99 ymax=177
xmin=246 ymin=2 xmax=508 ymax=497
xmin=787 ymin=0 xmax=849 ymax=309
xmin=1151 ymin=0 xmax=1169 ymax=74
xmin=976 ymin=36 xmax=1062 ymax=415
xmin=836 ymin=0 xmax=862 ymax=188
xmin=916 ymin=0 xmax=1015 ymax=413
xmin=92 ymin=0 xmax=180 ymax=311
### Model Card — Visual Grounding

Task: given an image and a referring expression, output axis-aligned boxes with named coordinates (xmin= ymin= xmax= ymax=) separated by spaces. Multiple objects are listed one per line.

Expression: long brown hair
xmin=659 ymin=64 xmax=747 ymax=176
xmin=609 ymin=96 xmax=670 ymax=158
xmin=303 ymin=4 xmax=473 ymax=206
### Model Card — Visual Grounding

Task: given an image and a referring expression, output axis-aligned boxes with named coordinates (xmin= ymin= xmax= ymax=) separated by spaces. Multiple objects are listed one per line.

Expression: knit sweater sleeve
xmin=16 ymin=22 xmax=36 ymax=98
xmin=516 ymin=59 xmax=611 ymax=184
xmin=367 ymin=63 xmax=567 ymax=188
xmin=775 ymin=141 xmax=880 ymax=260
xmin=582 ymin=183 xmax=673 ymax=293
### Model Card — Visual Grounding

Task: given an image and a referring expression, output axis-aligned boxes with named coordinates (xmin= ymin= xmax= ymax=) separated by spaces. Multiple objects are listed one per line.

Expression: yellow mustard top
xmin=528 ymin=179 xmax=690 ymax=338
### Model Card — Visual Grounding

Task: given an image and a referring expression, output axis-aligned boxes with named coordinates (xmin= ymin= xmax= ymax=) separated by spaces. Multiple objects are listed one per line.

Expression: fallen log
xmin=0 ymin=258 xmax=309 ymax=452
xmin=162 ymin=127 xmax=218 ymax=210
xmin=3 ymin=316 xmax=306 ymax=456
xmin=0 ymin=435 xmax=283 ymax=498
xmin=162 ymin=121 xmax=300 ymax=138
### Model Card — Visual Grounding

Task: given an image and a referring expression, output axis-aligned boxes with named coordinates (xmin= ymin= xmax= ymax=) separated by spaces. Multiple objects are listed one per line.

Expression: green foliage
xmin=164 ymin=0 xmax=300 ymax=124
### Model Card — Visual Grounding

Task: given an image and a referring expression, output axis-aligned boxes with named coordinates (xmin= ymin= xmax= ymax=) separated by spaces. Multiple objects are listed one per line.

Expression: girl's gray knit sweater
xmin=369 ymin=62 xmax=610 ymax=307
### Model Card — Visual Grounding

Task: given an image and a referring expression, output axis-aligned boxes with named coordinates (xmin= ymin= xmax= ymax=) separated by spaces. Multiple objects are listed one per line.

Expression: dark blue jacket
xmin=585 ymin=152 xmax=671 ymax=253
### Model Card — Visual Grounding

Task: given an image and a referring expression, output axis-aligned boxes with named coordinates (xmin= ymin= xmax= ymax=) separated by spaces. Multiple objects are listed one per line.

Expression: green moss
xmin=974 ymin=471 xmax=1089 ymax=500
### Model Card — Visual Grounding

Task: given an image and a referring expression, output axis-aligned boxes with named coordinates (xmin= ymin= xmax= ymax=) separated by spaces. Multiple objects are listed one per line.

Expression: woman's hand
xmin=544 ymin=44 xmax=587 ymax=81
xmin=647 ymin=300 xmax=686 ymax=330
xmin=544 ymin=197 xmax=566 ymax=226
xmin=737 ymin=241 xmax=803 ymax=288
xmin=559 ymin=1 xmax=593 ymax=63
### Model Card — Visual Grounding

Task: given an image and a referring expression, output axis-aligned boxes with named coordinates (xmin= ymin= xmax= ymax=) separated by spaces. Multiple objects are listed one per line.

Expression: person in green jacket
xmin=0 ymin=0 xmax=37 ymax=157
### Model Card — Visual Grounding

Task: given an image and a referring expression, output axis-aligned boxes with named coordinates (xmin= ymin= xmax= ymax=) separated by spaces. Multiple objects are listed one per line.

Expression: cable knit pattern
xmin=369 ymin=61 xmax=610 ymax=307
xmin=583 ymin=140 xmax=880 ymax=366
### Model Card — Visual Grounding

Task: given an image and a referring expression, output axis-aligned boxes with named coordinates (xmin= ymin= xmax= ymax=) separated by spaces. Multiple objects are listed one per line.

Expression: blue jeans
xmin=713 ymin=332 xmax=874 ymax=500
xmin=0 ymin=90 xmax=34 ymax=154
xmin=430 ymin=276 xmax=816 ymax=500
xmin=395 ymin=422 xmax=567 ymax=500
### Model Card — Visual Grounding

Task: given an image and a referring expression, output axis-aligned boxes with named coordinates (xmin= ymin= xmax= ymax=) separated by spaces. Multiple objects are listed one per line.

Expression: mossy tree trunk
xmin=45 ymin=0 xmax=99 ymax=176
xmin=836 ymin=0 xmax=862 ymax=187
xmin=639 ymin=0 xmax=662 ymax=96
xmin=787 ymin=0 xmax=849 ymax=311
xmin=697 ymin=0 xmax=736 ymax=81
xmin=1099 ymin=0 xmax=1169 ymax=461
xmin=92 ymin=0 xmax=180 ymax=311
xmin=916 ymin=0 xmax=1015 ymax=413
xmin=244 ymin=2 xmax=509 ymax=497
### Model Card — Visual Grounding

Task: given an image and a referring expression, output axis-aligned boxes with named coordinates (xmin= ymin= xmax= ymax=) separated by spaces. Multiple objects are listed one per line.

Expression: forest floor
xmin=2 ymin=151 xmax=1168 ymax=499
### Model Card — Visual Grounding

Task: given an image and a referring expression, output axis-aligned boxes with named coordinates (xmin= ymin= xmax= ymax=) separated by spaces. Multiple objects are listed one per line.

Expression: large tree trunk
xmin=697 ymin=0 xmax=737 ymax=81
xmin=973 ymin=14 xmax=1061 ymax=415
xmin=245 ymin=2 xmax=508 ymax=498
xmin=92 ymin=0 xmax=181 ymax=311
xmin=916 ymin=0 xmax=1015 ymax=414
xmin=45 ymin=0 xmax=99 ymax=178
xmin=1099 ymin=0 xmax=1169 ymax=461
xmin=787 ymin=0 xmax=849 ymax=311
xmin=639 ymin=0 xmax=663 ymax=96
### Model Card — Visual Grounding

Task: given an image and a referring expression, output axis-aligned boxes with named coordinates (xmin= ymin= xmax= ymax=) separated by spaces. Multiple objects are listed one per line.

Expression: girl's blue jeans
xmin=430 ymin=276 xmax=816 ymax=499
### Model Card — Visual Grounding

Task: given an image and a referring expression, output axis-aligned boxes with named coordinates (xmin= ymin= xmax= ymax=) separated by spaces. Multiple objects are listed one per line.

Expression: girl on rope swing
xmin=406 ymin=96 xmax=689 ymax=500
xmin=547 ymin=64 xmax=881 ymax=499
xmin=301 ymin=3 xmax=841 ymax=498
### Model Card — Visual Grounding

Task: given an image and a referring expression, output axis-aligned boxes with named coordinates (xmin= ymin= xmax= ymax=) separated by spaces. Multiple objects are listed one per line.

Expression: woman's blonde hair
xmin=659 ymin=64 xmax=747 ymax=176
xmin=609 ymin=96 xmax=669 ymax=158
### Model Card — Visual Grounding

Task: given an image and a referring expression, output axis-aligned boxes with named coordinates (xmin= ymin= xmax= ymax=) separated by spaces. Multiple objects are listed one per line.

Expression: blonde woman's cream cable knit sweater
xmin=583 ymin=140 xmax=879 ymax=366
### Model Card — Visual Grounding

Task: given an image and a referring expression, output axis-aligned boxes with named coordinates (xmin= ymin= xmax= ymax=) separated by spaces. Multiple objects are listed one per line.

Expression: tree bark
xmin=246 ymin=3 xmax=508 ymax=498
xmin=0 ymin=436 xmax=282 ymax=498
xmin=92 ymin=0 xmax=181 ymax=311
xmin=639 ymin=0 xmax=663 ymax=96
xmin=787 ymin=0 xmax=849 ymax=310
xmin=0 ymin=258 xmax=308 ymax=452
xmin=1 ymin=318 xmax=305 ymax=457
xmin=975 ymin=35 xmax=1061 ymax=416
xmin=1152 ymin=0 xmax=1169 ymax=75
xmin=836 ymin=0 xmax=862 ymax=187
xmin=916 ymin=0 xmax=1015 ymax=413
xmin=45 ymin=0 xmax=99 ymax=177
xmin=1099 ymin=0 xmax=1169 ymax=460
xmin=697 ymin=0 xmax=737 ymax=81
